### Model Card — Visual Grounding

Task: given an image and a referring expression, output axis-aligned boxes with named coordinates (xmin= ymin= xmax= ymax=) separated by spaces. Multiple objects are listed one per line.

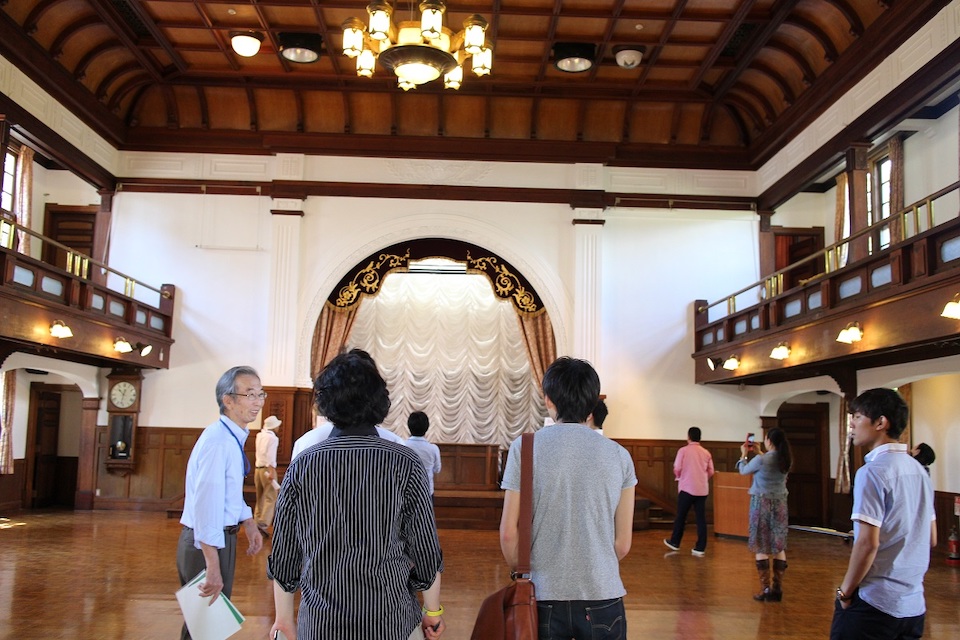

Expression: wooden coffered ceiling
xmin=0 ymin=0 xmax=956 ymax=172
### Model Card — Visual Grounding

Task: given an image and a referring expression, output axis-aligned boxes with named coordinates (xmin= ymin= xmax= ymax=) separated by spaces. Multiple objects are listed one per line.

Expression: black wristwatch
xmin=836 ymin=587 xmax=853 ymax=602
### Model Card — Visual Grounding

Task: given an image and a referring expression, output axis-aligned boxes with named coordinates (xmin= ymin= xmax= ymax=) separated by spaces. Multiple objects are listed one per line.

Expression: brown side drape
xmin=834 ymin=395 xmax=851 ymax=494
xmin=834 ymin=172 xmax=849 ymax=269
xmin=310 ymin=301 xmax=359 ymax=380
xmin=516 ymin=309 xmax=557 ymax=387
xmin=888 ymin=135 xmax=904 ymax=244
xmin=14 ymin=146 xmax=33 ymax=254
xmin=0 ymin=370 xmax=16 ymax=474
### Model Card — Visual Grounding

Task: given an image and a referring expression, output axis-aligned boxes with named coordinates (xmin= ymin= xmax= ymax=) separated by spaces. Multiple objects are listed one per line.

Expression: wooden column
xmin=74 ymin=396 xmax=102 ymax=510
xmin=846 ymin=143 xmax=871 ymax=263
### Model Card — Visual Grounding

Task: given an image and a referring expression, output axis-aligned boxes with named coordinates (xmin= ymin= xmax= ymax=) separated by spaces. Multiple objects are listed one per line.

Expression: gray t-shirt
xmin=501 ymin=423 xmax=637 ymax=600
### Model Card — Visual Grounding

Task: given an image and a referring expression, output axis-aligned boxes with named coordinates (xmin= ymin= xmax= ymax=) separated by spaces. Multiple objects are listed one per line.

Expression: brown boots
xmin=770 ymin=559 xmax=788 ymax=601
xmin=753 ymin=558 xmax=788 ymax=602
xmin=753 ymin=559 xmax=771 ymax=601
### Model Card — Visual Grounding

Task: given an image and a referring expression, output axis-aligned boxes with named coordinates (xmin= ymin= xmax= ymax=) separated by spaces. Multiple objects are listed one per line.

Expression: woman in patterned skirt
xmin=737 ymin=427 xmax=792 ymax=602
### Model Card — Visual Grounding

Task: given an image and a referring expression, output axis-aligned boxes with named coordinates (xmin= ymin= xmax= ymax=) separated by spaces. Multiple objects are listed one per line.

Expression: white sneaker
xmin=691 ymin=549 xmax=705 ymax=557
xmin=663 ymin=539 xmax=680 ymax=551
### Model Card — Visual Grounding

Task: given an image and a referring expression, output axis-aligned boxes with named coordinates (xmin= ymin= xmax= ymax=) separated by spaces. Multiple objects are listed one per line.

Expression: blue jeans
xmin=829 ymin=590 xmax=925 ymax=640
xmin=669 ymin=490 xmax=708 ymax=552
xmin=537 ymin=598 xmax=626 ymax=640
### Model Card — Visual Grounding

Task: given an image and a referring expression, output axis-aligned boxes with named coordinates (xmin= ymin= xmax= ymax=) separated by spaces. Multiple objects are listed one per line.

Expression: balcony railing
xmin=693 ymin=181 xmax=960 ymax=384
xmin=0 ymin=216 xmax=175 ymax=369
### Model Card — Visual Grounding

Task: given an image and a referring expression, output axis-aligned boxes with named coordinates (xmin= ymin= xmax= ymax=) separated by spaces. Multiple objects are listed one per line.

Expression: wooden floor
xmin=1 ymin=510 xmax=958 ymax=639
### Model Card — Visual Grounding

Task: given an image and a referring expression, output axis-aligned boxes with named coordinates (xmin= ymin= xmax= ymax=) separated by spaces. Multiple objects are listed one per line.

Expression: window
xmin=1 ymin=147 xmax=15 ymax=214
xmin=866 ymin=155 xmax=892 ymax=251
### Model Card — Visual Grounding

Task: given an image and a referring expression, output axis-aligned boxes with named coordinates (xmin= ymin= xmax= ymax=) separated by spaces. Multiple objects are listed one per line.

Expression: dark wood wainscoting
xmin=934 ymin=490 xmax=958 ymax=556
xmin=94 ymin=425 xmax=201 ymax=510
xmin=0 ymin=458 xmax=26 ymax=511
xmin=613 ymin=439 xmax=745 ymax=523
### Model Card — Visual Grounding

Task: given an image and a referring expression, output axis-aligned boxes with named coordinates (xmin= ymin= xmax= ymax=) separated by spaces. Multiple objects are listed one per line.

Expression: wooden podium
xmin=713 ymin=471 xmax=752 ymax=538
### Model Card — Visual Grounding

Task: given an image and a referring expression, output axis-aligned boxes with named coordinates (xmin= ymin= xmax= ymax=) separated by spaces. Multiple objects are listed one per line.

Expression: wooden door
xmin=30 ymin=390 xmax=61 ymax=508
xmin=41 ymin=205 xmax=97 ymax=271
xmin=774 ymin=228 xmax=825 ymax=291
xmin=775 ymin=402 xmax=830 ymax=527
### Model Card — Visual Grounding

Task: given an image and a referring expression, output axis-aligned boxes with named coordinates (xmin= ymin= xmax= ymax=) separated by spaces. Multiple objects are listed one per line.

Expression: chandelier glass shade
xmin=342 ymin=1 xmax=491 ymax=90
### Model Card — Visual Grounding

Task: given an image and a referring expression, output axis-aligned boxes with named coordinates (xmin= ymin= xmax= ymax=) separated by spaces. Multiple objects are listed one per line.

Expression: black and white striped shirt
xmin=267 ymin=430 xmax=443 ymax=639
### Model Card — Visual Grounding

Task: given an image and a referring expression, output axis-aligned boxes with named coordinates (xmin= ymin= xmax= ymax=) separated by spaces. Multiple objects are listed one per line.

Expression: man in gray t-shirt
xmin=500 ymin=357 xmax=637 ymax=640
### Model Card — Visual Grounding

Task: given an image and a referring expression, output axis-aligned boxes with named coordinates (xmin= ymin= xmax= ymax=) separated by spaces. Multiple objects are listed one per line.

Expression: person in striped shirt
xmin=267 ymin=351 xmax=445 ymax=640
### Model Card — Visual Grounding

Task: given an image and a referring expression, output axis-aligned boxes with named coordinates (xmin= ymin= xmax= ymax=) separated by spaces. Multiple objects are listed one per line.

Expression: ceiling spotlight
xmin=769 ymin=342 xmax=791 ymax=360
xmin=135 ymin=342 xmax=153 ymax=357
xmin=722 ymin=355 xmax=740 ymax=371
xmin=114 ymin=337 xmax=133 ymax=354
xmin=278 ymin=32 xmax=323 ymax=63
xmin=230 ymin=31 xmax=263 ymax=57
xmin=49 ymin=320 xmax=73 ymax=339
xmin=554 ymin=42 xmax=596 ymax=73
xmin=836 ymin=322 xmax=863 ymax=344
xmin=706 ymin=357 xmax=724 ymax=371
xmin=941 ymin=294 xmax=960 ymax=319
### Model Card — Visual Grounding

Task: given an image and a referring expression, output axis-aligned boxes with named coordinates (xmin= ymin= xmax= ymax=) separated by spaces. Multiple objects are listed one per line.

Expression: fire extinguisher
xmin=948 ymin=526 xmax=960 ymax=567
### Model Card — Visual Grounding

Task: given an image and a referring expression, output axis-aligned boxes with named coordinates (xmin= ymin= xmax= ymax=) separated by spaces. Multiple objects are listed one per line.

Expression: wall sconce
xmin=49 ymin=320 xmax=73 ymax=339
xmin=135 ymin=342 xmax=153 ymax=357
xmin=722 ymin=355 xmax=740 ymax=371
xmin=769 ymin=342 xmax=791 ymax=360
xmin=114 ymin=338 xmax=133 ymax=354
xmin=230 ymin=31 xmax=263 ymax=57
xmin=941 ymin=294 xmax=960 ymax=319
xmin=706 ymin=357 xmax=724 ymax=371
xmin=836 ymin=322 xmax=863 ymax=344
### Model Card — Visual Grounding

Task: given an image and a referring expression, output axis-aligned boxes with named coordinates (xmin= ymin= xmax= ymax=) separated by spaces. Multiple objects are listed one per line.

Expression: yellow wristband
xmin=422 ymin=605 xmax=444 ymax=617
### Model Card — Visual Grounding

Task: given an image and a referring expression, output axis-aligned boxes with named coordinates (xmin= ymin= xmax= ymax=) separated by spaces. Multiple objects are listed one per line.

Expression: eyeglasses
xmin=229 ymin=391 xmax=268 ymax=401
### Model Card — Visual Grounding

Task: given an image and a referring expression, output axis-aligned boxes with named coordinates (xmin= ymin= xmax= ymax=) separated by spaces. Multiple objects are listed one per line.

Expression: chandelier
xmin=341 ymin=1 xmax=492 ymax=90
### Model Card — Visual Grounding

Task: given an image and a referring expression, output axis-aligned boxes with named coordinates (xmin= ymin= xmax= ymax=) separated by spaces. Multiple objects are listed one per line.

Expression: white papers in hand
xmin=272 ymin=479 xmax=281 ymax=491
xmin=176 ymin=570 xmax=245 ymax=640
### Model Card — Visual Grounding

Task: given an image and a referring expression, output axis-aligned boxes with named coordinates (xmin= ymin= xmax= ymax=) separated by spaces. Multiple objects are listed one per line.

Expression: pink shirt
xmin=674 ymin=442 xmax=714 ymax=496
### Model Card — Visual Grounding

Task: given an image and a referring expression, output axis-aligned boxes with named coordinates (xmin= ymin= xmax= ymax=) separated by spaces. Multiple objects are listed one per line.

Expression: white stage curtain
xmin=347 ymin=271 xmax=546 ymax=448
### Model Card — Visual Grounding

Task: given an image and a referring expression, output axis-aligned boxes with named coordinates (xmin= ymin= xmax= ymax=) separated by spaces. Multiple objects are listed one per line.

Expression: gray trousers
xmin=176 ymin=525 xmax=238 ymax=640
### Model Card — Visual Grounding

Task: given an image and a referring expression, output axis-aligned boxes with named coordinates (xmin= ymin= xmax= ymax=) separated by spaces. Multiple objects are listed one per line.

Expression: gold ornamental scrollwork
xmin=467 ymin=252 xmax=539 ymax=314
xmin=335 ymin=250 xmax=411 ymax=308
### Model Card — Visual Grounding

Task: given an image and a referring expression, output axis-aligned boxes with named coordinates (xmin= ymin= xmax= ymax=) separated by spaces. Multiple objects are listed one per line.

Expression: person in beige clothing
xmin=254 ymin=415 xmax=281 ymax=537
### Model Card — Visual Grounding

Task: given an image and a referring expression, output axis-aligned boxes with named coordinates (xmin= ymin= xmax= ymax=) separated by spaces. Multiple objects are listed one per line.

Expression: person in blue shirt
xmin=176 ymin=365 xmax=265 ymax=640
xmin=831 ymin=388 xmax=937 ymax=640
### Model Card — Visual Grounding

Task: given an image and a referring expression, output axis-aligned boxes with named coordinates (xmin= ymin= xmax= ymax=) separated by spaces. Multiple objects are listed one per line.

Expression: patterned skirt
xmin=747 ymin=494 xmax=788 ymax=554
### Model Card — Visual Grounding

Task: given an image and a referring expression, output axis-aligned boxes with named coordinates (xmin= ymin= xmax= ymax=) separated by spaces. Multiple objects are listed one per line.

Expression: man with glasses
xmin=176 ymin=365 xmax=265 ymax=640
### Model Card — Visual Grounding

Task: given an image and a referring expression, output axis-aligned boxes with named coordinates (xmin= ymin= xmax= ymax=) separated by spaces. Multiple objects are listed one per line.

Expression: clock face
xmin=110 ymin=381 xmax=138 ymax=409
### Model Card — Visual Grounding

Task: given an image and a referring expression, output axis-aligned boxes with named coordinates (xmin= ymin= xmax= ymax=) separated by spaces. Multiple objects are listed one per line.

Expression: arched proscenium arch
xmin=328 ymin=238 xmax=545 ymax=314
xmin=311 ymin=237 xmax=556 ymax=379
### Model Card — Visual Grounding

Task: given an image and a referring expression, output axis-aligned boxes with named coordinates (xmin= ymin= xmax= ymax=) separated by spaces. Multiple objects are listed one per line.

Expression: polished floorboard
xmin=1 ymin=510 xmax=958 ymax=639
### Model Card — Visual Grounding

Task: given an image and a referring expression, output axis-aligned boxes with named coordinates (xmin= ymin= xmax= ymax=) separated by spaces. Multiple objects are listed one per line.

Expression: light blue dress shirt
xmin=852 ymin=442 xmax=935 ymax=618
xmin=180 ymin=416 xmax=253 ymax=549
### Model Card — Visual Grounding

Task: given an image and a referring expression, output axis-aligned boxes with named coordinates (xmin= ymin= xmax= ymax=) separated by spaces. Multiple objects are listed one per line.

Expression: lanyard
xmin=220 ymin=419 xmax=251 ymax=476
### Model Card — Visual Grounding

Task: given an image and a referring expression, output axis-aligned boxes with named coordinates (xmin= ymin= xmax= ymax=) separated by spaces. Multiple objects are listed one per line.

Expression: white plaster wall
xmin=911 ymin=373 xmax=960 ymax=493
xmin=105 ymin=191 xmax=273 ymax=427
xmin=599 ymin=208 xmax=763 ymax=440
xmin=904 ymin=103 xmax=959 ymax=224
xmin=772 ymin=191 xmax=835 ymax=240
xmin=0 ymin=353 xmax=99 ymax=458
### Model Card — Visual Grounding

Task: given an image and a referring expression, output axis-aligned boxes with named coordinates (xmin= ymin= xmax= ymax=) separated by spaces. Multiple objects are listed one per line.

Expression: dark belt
xmin=256 ymin=466 xmax=269 ymax=469
xmin=184 ymin=525 xmax=240 ymax=535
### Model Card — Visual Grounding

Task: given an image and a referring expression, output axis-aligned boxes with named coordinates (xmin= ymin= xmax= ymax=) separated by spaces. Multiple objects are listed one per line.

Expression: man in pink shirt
xmin=664 ymin=427 xmax=715 ymax=556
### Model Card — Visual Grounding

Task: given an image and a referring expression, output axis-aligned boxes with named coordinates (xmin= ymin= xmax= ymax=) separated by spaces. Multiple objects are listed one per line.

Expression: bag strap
xmin=515 ymin=432 xmax=534 ymax=577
